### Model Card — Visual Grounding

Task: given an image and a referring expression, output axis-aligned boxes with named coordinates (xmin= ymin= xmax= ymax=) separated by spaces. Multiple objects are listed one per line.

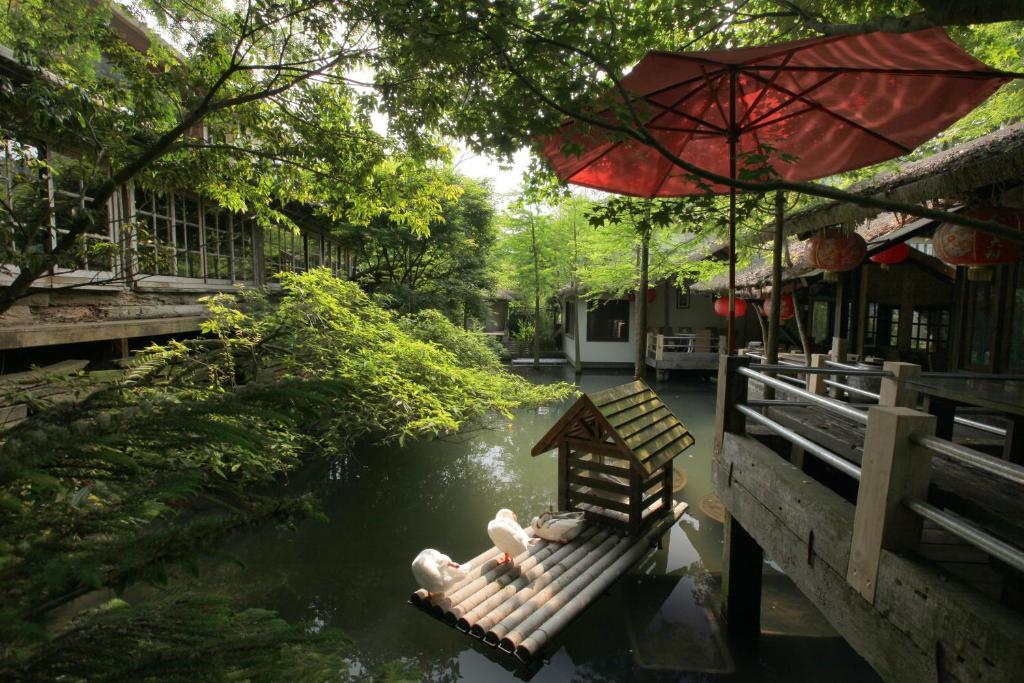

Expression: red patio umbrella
xmin=542 ymin=27 xmax=1018 ymax=352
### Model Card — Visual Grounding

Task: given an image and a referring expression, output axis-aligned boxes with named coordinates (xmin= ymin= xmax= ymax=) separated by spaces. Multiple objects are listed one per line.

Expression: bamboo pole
xmin=495 ymin=534 xmax=631 ymax=653
xmin=470 ymin=529 xmax=610 ymax=640
xmin=409 ymin=544 xmax=503 ymax=607
xmin=431 ymin=528 xmax=538 ymax=613
xmin=459 ymin=527 xmax=606 ymax=635
xmin=445 ymin=542 xmax=561 ymax=623
xmin=514 ymin=501 xmax=688 ymax=662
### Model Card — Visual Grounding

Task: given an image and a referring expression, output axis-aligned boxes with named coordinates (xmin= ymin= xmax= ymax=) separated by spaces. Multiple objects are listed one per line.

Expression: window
xmin=587 ymin=300 xmax=630 ymax=342
xmin=965 ymin=279 xmax=996 ymax=369
xmin=564 ymin=300 xmax=575 ymax=337
xmin=909 ymin=308 xmax=950 ymax=352
xmin=1 ymin=139 xmax=47 ymax=259
xmin=204 ymin=206 xmax=229 ymax=280
xmin=865 ymin=302 xmax=901 ymax=348
xmin=231 ymin=215 xmax=255 ymax=281
xmin=811 ymin=299 xmax=831 ymax=343
xmin=264 ymin=224 xmax=300 ymax=279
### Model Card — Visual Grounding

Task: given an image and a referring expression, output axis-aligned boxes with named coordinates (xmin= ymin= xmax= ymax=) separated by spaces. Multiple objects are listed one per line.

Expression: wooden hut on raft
xmin=531 ymin=380 xmax=694 ymax=535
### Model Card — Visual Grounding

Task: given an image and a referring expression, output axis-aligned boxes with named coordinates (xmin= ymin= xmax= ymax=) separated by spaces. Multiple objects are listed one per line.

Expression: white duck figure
xmin=487 ymin=508 xmax=533 ymax=565
xmin=411 ymin=549 xmax=470 ymax=599
xmin=531 ymin=510 xmax=586 ymax=544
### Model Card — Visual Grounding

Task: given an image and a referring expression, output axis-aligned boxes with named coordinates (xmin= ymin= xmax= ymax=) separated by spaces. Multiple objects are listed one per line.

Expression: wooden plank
xmin=0 ymin=404 xmax=28 ymax=424
xmin=568 ymin=472 xmax=630 ymax=496
xmin=631 ymin=423 xmax=691 ymax=461
xmin=597 ymin=390 xmax=657 ymax=421
xmin=588 ymin=380 xmax=648 ymax=408
xmin=616 ymin=408 xmax=673 ymax=441
xmin=567 ymin=455 xmax=631 ymax=478
xmin=644 ymin=435 xmax=696 ymax=473
xmin=0 ymin=359 xmax=90 ymax=386
xmin=562 ymin=437 xmax=627 ymax=458
xmin=569 ymin=489 xmax=631 ymax=514
xmin=604 ymin=398 xmax=662 ymax=430
xmin=717 ymin=432 xmax=1024 ymax=683
xmin=0 ymin=316 xmax=203 ymax=350
xmin=848 ymin=407 xmax=935 ymax=603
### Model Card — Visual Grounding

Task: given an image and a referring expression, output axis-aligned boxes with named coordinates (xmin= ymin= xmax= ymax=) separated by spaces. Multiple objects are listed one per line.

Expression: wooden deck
xmin=714 ymin=355 xmax=1024 ymax=683
xmin=409 ymin=501 xmax=687 ymax=664
xmin=645 ymin=333 xmax=722 ymax=377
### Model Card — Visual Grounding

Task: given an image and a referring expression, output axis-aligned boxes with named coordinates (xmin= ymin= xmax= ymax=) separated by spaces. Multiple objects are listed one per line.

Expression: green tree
xmin=340 ymin=176 xmax=496 ymax=321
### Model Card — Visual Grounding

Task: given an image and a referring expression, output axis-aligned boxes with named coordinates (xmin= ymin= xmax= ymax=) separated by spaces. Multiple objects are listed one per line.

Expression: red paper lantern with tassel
xmin=807 ymin=228 xmax=867 ymax=272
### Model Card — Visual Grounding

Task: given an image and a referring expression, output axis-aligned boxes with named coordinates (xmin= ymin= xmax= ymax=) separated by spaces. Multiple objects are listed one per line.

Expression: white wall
xmin=563 ymin=297 xmax=634 ymax=365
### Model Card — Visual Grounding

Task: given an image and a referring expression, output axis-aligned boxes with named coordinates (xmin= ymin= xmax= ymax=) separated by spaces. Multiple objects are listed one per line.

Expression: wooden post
xmin=807 ymin=353 xmax=829 ymax=395
xmin=629 ymin=471 xmax=642 ymax=536
xmin=114 ymin=337 xmax=129 ymax=360
xmin=557 ymin=443 xmax=569 ymax=511
xmin=714 ymin=355 xmax=752 ymax=455
xmin=662 ymin=465 xmax=673 ymax=511
xmin=656 ymin=334 xmax=664 ymax=361
xmin=829 ymin=337 xmax=848 ymax=399
xmin=878 ymin=361 xmax=921 ymax=408
xmin=847 ymin=406 xmax=936 ymax=604
xmin=722 ymin=512 xmax=763 ymax=641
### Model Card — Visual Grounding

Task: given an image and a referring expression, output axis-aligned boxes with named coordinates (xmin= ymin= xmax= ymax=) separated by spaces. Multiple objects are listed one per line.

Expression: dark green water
xmin=220 ymin=368 xmax=879 ymax=681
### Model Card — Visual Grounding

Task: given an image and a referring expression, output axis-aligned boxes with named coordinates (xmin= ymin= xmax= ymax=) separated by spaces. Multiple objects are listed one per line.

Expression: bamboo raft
xmin=408 ymin=500 xmax=688 ymax=664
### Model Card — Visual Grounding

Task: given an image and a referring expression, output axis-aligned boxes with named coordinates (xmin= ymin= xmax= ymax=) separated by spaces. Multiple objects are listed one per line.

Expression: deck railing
xmin=717 ymin=354 xmax=1024 ymax=604
xmin=646 ymin=333 xmax=724 ymax=360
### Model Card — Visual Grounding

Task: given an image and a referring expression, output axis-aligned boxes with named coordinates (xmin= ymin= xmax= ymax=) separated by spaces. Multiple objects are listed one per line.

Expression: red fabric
xmin=543 ymin=28 xmax=1013 ymax=197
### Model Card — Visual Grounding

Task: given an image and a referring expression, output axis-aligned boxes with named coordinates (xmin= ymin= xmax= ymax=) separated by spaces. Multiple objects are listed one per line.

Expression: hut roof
xmin=531 ymin=380 xmax=694 ymax=476
xmin=784 ymin=122 xmax=1024 ymax=235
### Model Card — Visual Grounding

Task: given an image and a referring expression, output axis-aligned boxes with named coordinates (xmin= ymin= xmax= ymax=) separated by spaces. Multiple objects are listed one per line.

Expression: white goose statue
xmin=487 ymin=508 xmax=533 ymax=565
xmin=411 ymin=549 xmax=470 ymax=599
xmin=531 ymin=510 xmax=586 ymax=543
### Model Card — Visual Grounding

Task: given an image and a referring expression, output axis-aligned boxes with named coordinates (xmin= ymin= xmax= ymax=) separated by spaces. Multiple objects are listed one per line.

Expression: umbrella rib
xmin=738 ymin=50 xmax=795 ymax=129
xmin=699 ymin=65 xmax=731 ymax=136
xmin=745 ymin=105 xmax=815 ymax=133
xmin=643 ymin=80 xmax=727 ymax=134
xmin=744 ymin=65 xmax=1020 ymax=79
xmin=743 ymin=69 xmax=914 ymax=154
xmin=743 ymin=72 xmax=841 ymax=130
xmin=648 ymin=94 xmax=722 ymax=196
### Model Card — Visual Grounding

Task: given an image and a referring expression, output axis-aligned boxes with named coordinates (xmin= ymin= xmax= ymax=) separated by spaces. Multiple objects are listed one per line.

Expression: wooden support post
xmin=714 ymin=355 xmax=752 ymax=455
xmin=629 ymin=471 xmax=642 ymax=536
xmin=807 ymin=353 xmax=829 ymax=395
xmin=557 ymin=443 xmax=569 ymax=511
xmin=656 ymin=334 xmax=664 ymax=361
xmin=829 ymin=337 xmax=848 ymax=399
xmin=114 ymin=337 xmax=129 ymax=360
xmin=662 ymin=464 xmax=673 ymax=511
xmin=722 ymin=512 xmax=763 ymax=641
xmin=878 ymin=361 xmax=921 ymax=408
xmin=847 ymin=406 xmax=936 ymax=604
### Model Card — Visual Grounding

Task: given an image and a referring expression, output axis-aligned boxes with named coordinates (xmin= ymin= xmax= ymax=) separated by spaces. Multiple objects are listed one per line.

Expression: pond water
xmin=220 ymin=368 xmax=880 ymax=681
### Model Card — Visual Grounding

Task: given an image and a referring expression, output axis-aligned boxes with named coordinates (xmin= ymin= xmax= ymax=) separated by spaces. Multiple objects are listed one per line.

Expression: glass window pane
xmin=587 ymin=300 xmax=630 ymax=342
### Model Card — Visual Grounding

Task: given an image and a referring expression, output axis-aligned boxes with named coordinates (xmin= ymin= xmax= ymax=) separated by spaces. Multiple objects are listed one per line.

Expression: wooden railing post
xmin=847 ymin=406 xmax=936 ymax=604
xmin=829 ymin=338 xmax=848 ymax=399
xmin=557 ymin=443 xmax=569 ymax=510
xmin=656 ymin=334 xmax=665 ymax=361
xmin=714 ymin=355 xmax=752 ymax=455
xmin=878 ymin=361 xmax=921 ymax=408
xmin=807 ymin=353 xmax=829 ymax=395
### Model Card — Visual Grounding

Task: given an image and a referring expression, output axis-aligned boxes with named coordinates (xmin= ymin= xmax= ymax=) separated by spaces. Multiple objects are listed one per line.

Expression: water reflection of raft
xmin=409 ymin=500 xmax=688 ymax=664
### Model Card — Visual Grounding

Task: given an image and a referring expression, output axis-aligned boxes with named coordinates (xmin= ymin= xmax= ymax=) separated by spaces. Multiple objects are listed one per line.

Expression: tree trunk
xmin=634 ymin=226 xmax=650 ymax=380
xmin=793 ymin=286 xmax=812 ymax=366
xmin=530 ymin=212 xmax=541 ymax=369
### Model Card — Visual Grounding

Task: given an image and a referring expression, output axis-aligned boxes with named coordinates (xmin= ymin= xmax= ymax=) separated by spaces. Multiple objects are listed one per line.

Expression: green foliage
xmin=342 ymin=176 xmax=496 ymax=319
xmin=0 ymin=269 xmax=573 ymax=678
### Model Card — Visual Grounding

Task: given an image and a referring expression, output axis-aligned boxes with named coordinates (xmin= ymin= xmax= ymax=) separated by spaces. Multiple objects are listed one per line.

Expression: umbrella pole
xmin=727 ymin=68 xmax=737 ymax=355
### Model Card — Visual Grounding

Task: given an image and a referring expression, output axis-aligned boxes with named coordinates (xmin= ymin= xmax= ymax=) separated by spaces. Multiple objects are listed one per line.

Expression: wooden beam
xmin=0 ymin=316 xmax=203 ymax=349
xmin=847 ymin=407 xmax=936 ymax=604
xmin=878 ymin=361 xmax=921 ymax=408
xmin=714 ymin=355 xmax=752 ymax=454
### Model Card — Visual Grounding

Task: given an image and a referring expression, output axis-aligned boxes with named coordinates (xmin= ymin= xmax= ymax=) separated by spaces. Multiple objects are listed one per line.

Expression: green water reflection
xmin=220 ymin=368 xmax=879 ymax=681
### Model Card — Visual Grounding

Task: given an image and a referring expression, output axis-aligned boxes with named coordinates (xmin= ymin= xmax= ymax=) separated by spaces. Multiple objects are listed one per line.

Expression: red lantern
xmin=628 ymin=287 xmax=658 ymax=303
xmin=869 ymin=242 xmax=910 ymax=265
xmin=714 ymin=297 xmax=747 ymax=317
xmin=807 ymin=229 xmax=867 ymax=272
xmin=763 ymin=292 xmax=795 ymax=320
xmin=933 ymin=207 xmax=1024 ymax=267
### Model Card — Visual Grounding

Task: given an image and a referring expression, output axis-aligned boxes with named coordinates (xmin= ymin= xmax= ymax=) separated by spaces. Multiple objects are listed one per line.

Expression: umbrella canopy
xmin=542 ymin=27 xmax=1018 ymax=353
xmin=544 ymin=28 xmax=1014 ymax=197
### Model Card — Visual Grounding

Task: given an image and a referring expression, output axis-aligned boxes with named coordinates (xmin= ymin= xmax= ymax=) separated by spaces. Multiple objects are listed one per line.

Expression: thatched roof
xmin=784 ymin=122 xmax=1024 ymax=235
xmin=691 ymin=210 xmax=947 ymax=294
